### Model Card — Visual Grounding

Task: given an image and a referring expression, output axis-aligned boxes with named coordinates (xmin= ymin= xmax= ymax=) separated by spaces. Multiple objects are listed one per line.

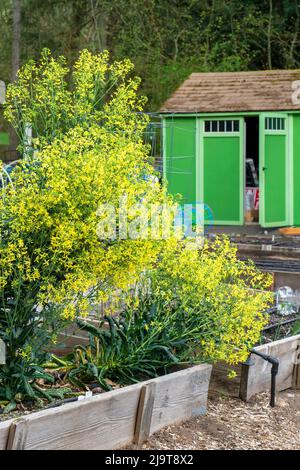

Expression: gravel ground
xmin=136 ymin=390 xmax=300 ymax=450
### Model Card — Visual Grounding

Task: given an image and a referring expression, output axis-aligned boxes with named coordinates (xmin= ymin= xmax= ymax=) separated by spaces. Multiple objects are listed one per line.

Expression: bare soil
xmin=136 ymin=390 xmax=300 ymax=450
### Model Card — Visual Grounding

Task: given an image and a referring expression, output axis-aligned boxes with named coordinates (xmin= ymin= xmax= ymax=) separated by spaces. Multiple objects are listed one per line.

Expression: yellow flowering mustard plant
xmin=0 ymin=48 xmax=272 ymax=406
xmin=147 ymin=237 xmax=273 ymax=365
xmin=0 ymin=49 xmax=172 ymax=406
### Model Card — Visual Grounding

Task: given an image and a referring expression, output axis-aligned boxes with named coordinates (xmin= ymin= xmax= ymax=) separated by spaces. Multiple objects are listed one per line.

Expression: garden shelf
xmin=209 ymin=334 xmax=300 ymax=401
xmin=0 ymin=363 xmax=212 ymax=450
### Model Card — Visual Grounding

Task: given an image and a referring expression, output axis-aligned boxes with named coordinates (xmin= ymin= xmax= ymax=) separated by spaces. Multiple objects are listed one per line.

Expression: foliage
xmin=0 ymin=47 xmax=274 ymax=408
xmin=0 ymin=49 xmax=172 ymax=407
xmin=1 ymin=1 xmax=300 ymax=111
xmin=57 ymin=297 xmax=206 ymax=391
xmin=292 ymin=317 xmax=300 ymax=335
xmin=4 ymin=48 xmax=146 ymax=156
xmin=51 ymin=238 xmax=273 ymax=392
xmin=146 ymin=237 xmax=273 ymax=365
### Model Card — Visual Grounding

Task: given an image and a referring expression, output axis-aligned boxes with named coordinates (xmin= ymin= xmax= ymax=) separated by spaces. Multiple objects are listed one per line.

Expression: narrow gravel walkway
xmin=137 ymin=390 xmax=300 ymax=450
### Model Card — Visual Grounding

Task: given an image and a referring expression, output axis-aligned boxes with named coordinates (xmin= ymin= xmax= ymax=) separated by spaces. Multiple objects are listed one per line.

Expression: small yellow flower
xmin=228 ymin=369 xmax=237 ymax=379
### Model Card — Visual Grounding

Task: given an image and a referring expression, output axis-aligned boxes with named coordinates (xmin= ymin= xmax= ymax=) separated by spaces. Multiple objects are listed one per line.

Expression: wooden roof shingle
xmin=160 ymin=70 xmax=300 ymax=113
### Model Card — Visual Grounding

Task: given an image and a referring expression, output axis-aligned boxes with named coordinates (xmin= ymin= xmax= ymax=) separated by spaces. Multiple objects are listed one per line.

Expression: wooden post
xmin=292 ymin=344 xmax=300 ymax=390
xmin=0 ymin=339 xmax=5 ymax=365
xmin=133 ymin=383 xmax=156 ymax=448
xmin=239 ymin=362 xmax=251 ymax=402
xmin=0 ymin=81 xmax=5 ymax=104
xmin=6 ymin=419 xmax=28 ymax=450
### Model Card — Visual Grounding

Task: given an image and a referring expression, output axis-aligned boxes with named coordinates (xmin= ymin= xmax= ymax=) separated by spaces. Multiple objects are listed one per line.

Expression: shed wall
xmin=164 ymin=113 xmax=300 ymax=228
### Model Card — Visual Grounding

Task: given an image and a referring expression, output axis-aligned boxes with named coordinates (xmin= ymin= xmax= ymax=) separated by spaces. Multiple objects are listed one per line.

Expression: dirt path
xmin=137 ymin=390 xmax=300 ymax=450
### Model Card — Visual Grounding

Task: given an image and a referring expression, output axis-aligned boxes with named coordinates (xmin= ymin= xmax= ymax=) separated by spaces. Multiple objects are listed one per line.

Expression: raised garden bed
xmin=209 ymin=334 xmax=300 ymax=401
xmin=0 ymin=363 xmax=212 ymax=450
xmin=240 ymin=334 xmax=300 ymax=401
xmin=259 ymin=308 xmax=298 ymax=344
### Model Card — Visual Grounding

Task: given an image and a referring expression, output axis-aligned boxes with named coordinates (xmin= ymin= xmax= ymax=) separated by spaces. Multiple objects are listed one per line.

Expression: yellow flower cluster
xmin=150 ymin=237 xmax=273 ymax=364
xmin=1 ymin=49 xmax=170 ymax=323
xmin=4 ymin=48 xmax=147 ymax=157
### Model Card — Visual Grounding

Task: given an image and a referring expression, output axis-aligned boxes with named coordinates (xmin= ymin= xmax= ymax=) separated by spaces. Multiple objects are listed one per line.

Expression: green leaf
xmin=292 ymin=319 xmax=300 ymax=335
xmin=152 ymin=345 xmax=179 ymax=363
xmin=32 ymin=371 xmax=54 ymax=383
xmin=76 ymin=319 xmax=109 ymax=339
xmin=3 ymin=401 xmax=17 ymax=414
xmin=68 ymin=368 xmax=86 ymax=388
xmin=23 ymin=380 xmax=36 ymax=398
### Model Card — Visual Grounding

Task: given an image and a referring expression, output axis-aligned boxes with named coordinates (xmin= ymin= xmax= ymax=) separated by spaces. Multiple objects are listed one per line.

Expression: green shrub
xmin=59 ymin=291 xmax=209 ymax=390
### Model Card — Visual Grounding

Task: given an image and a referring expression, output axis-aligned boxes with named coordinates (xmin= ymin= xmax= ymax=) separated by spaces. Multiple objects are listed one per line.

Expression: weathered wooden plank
xmin=240 ymin=335 xmax=300 ymax=401
xmin=133 ymin=382 xmax=156 ymax=447
xmin=292 ymin=344 xmax=300 ymax=390
xmin=53 ymin=333 xmax=89 ymax=355
xmin=150 ymin=363 xmax=212 ymax=434
xmin=0 ymin=419 xmax=14 ymax=450
xmin=7 ymin=385 xmax=143 ymax=450
xmin=0 ymin=81 xmax=5 ymax=105
xmin=209 ymin=361 xmax=242 ymax=398
xmin=53 ymin=319 xmax=108 ymax=354
xmin=7 ymin=419 xmax=28 ymax=450
xmin=5 ymin=364 xmax=211 ymax=450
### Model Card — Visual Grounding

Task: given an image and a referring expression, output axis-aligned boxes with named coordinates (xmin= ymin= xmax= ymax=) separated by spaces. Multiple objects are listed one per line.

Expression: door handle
xmin=262 ymin=167 xmax=267 ymax=171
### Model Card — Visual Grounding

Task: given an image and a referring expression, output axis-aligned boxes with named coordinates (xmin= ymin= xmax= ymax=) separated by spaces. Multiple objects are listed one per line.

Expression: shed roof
xmin=160 ymin=70 xmax=300 ymax=113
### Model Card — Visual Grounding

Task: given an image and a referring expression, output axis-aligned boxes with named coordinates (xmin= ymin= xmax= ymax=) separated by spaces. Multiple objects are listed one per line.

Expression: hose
xmin=250 ymin=348 xmax=279 ymax=407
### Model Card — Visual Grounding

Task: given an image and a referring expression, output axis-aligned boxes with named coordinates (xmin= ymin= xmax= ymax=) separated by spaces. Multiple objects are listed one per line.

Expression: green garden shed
xmin=160 ymin=70 xmax=300 ymax=227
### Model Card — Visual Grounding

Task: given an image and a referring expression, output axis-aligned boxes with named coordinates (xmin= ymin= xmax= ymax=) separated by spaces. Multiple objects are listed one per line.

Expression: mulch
xmin=134 ymin=390 xmax=300 ymax=450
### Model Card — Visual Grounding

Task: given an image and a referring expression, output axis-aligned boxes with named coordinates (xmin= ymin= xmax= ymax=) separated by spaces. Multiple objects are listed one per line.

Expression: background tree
xmin=1 ymin=0 xmax=300 ymax=111
xmin=11 ymin=0 xmax=21 ymax=81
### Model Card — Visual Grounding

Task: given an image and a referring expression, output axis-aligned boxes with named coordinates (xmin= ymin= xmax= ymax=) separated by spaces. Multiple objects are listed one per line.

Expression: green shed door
xmin=200 ymin=118 xmax=243 ymax=225
xmin=163 ymin=117 xmax=196 ymax=205
xmin=260 ymin=114 xmax=289 ymax=227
